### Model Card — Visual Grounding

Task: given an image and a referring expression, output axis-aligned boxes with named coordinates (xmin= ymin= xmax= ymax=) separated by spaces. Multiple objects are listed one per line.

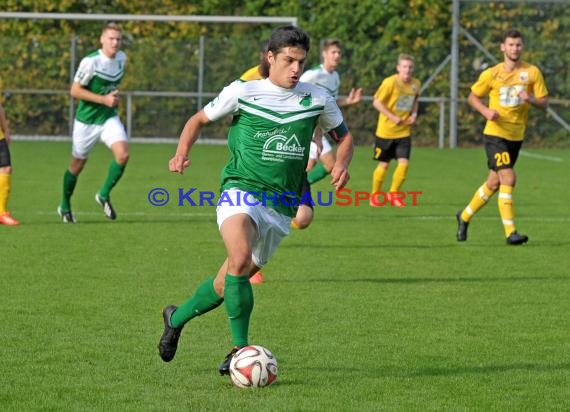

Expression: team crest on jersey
xmin=299 ymin=93 xmax=312 ymax=107
xmin=519 ymin=72 xmax=529 ymax=83
xmin=262 ymin=134 xmax=306 ymax=162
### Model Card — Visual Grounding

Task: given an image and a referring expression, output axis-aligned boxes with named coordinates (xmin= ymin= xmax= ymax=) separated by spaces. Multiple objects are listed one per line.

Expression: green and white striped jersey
xmin=204 ymin=78 xmax=346 ymax=217
xmin=74 ymin=49 xmax=127 ymax=125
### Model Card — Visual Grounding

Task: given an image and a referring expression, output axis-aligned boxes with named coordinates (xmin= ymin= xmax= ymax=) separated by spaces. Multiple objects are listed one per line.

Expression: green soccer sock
xmin=224 ymin=274 xmax=254 ymax=347
xmin=60 ymin=170 xmax=78 ymax=212
xmin=170 ymin=276 xmax=223 ymax=328
xmin=307 ymin=163 xmax=329 ymax=184
xmin=98 ymin=159 xmax=126 ymax=200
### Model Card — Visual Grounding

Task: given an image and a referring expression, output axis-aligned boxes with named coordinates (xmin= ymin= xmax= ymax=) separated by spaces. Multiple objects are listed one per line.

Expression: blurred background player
xmin=58 ymin=22 xmax=129 ymax=223
xmin=293 ymin=38 xmax=362 ymax=229
xmin=0 ymin=97 xmax=19 ymax=226
xmin=239 ymin=40 xmax=270 ymax=284
xmin=456 ymin=29 xmax=548 ymax=245
xmin=370 ymin=54 xmax=420 ymax=207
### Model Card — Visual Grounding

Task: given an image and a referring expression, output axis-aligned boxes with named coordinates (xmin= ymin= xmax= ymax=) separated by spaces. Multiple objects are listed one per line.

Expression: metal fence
xmin=1 ymin=8 xmax=569 ymax=148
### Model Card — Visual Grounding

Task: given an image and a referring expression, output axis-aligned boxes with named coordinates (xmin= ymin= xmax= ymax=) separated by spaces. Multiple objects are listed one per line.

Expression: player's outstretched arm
xmin=169 ymin=110 xmax=211 ymax=175
xmin=337 ymin=88 xmax=363 ymax=107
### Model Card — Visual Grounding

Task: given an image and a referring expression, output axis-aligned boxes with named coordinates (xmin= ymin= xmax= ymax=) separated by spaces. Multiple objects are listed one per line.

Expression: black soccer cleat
xmin=456 ymin=210 xmax=469 ymax=242
xmin=219 ymin=346 xmax=243 ymax=376
xmin=158 ymin=305 xmax=183 ymax=362
xmin=95 ymin=193 xmax=117 ymax=220
xmin=57 ymin=206 xmax=76 ymax=223
xmin=506 ymin=231 xmax=529 ymax=245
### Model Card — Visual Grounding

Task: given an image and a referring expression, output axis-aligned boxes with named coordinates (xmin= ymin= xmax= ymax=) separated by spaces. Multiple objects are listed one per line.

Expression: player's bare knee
xmin=227 ymin=254 xmax=254 ymax=276
xmin=116 ymin=152 xmax=129 ymax=165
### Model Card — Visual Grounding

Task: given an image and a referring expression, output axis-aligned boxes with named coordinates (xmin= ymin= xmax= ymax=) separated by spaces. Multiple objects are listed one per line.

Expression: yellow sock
xmin=389 ymin=163 xmax=408 ymax=193
xmin=461 ymin=182 xmax=495 ymax=222
xmin=0 ymin=173 xmax=11 ymax=214
xmin=498 ymin=184 xmax=516 ymax=236
xmin=372 ymin=165 xmax=386 ymax=194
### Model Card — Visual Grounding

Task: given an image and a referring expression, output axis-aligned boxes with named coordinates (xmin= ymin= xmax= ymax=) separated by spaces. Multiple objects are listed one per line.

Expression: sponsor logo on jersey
xmin=262 ymin=134 xmax=306 ymax=162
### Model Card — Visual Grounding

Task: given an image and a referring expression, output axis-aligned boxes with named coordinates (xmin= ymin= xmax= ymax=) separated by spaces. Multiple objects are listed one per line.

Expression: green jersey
xmin=74 ymin=49 xmax=127 ymax=125
xmin=204 ymin=79 xmax=346 ymax=217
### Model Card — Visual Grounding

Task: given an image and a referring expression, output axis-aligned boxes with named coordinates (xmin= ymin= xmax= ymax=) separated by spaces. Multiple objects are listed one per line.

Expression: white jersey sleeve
xmin=317 ymin=92 xmax=344 ymax=135
xmin=74 ymin=56 xmax=95 ymax=86
xmin=203 ymin=80 xmax=242 ymax=121
xmin=299 ymin=68 xmax=320 ymax=84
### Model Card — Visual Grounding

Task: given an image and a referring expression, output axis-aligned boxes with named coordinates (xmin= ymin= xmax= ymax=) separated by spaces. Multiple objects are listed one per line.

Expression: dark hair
xmin=259 ymin=39 xmax=269 ymax=54
xmin=259 ymin=26 xmax=310 ymax=78
xmin=501 ymin=29 xmax=523 ymax=43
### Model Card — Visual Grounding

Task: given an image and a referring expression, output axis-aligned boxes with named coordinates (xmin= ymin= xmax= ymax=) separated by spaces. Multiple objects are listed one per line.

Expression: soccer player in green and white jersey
xmin=58 ymin=22 xmax=128 ymax=223
xmin=158 ymin=26 xmax=354 ymax=375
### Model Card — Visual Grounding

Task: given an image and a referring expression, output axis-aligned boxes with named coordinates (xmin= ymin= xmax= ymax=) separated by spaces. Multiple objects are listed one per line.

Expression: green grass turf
xmin=1 ymin=141 xmax=569 ymax=411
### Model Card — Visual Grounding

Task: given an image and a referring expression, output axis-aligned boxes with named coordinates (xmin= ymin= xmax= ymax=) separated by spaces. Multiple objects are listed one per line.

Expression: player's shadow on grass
xmin=282 ymin=240 xmax=570 ymax=249
xmin=292 ymin=275 xmax=568 ymax=284
xmin=281 ymin=242 xmax=456 ymax=250
xmin=284 ymin=362 xmax=570 ymax=379
xmin=406 ymin=361 xmax=570 ymax=377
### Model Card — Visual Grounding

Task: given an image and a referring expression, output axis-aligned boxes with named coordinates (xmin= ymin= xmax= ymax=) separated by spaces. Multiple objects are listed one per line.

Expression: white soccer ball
xmin=229 ymin=345 xmax=278 ymax=388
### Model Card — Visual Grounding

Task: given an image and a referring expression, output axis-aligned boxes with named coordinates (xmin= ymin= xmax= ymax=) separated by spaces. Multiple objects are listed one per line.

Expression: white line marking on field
xmin=404 ymin=215 xmax=570 ymax=222
xmin=520 ymin=150 xmax=564 ymax=162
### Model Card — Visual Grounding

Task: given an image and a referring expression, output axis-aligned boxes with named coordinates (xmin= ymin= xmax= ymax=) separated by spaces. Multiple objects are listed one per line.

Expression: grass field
xmin=1 ymin=141 xmax=569 ymax=411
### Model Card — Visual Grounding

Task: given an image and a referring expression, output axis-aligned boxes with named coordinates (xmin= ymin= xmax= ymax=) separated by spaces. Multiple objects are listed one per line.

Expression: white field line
xmin=404 ymin=215 xmax=570 ymax=221
xmin=519 ymin=150 xmax=564 ymax=162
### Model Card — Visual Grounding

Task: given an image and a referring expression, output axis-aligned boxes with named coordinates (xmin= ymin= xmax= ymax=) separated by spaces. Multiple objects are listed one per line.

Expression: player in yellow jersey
xmin=0 ymin=97 xmax=19 ymax=226
xmin=456 ymin=29 xmax=548 ymax=245
xmin=370 ymin=54 xmax=420 ymax=207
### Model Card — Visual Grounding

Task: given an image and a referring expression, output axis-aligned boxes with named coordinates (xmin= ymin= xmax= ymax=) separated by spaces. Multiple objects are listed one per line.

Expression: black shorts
xmin=0 ymin=139 xmax=11 ymax=167
xmin=484 ymin=135 xmax=522 ymax=171
xmin=373 ymin=136 xmax=411 ymax=162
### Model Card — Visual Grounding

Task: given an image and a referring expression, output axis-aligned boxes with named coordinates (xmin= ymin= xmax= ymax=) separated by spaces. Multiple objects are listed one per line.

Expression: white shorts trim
xmin=216 ymin=189 xmax=291 ymax=267
xmin=72 ymin=116 xmax=128 ymax=159
xmin=309 ymin=136 xmax=333 ymax=160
